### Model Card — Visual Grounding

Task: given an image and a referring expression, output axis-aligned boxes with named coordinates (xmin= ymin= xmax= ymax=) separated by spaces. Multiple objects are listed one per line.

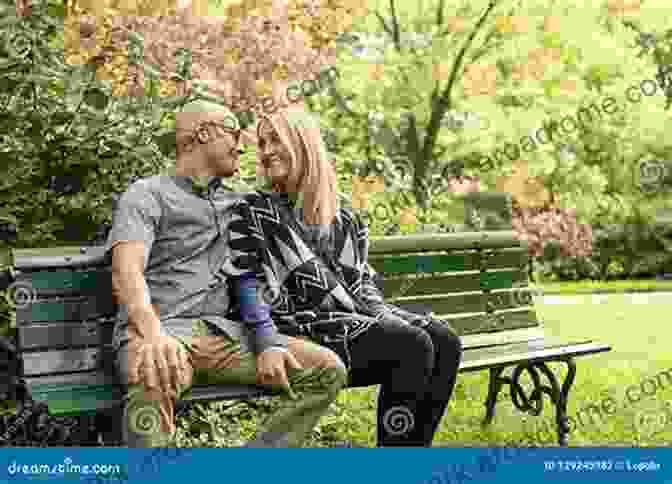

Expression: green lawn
xmin=175 ymin=292 xmax=672 ymax=447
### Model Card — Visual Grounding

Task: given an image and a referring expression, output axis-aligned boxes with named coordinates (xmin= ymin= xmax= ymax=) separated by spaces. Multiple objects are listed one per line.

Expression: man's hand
xmin=130 ymin=334 xmax=189 ymax=397
xmin=256 ymin=348 xmax=303 ymax=399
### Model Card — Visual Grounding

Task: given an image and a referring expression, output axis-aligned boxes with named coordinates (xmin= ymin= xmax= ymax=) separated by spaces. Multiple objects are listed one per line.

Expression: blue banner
xmin=1 ymin=448 xmax=668 ymax=483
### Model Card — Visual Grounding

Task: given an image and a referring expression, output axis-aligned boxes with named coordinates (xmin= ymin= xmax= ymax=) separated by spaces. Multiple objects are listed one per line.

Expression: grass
xmin=175 ymin=292 xmax=672 ymax=447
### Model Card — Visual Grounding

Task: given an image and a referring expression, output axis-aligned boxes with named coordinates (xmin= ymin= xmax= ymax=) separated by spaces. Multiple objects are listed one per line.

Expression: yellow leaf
xmin=543 ymin=15 xmax=561 ymax=33
xmin=352 ymin=192 xmax=370 ymax=210
xmin=366 ymin=175 xmax=385 ymax=193
xmin=188 ymin=0 xmax=210 ymax=16
xmin=254 ymin=79 xmax=273 ymax=97
xmin=399 ymin=207 xmax=418 ymax=226
xmin=368 ymin=63 xmax=385 ymax=81
xmin=495 ymin=15 xmax=513 ymax=33
xmin=432 ymin=62 xmax=451 ymax=82
xmin=445 ymin=16 xmax=468 ymax=33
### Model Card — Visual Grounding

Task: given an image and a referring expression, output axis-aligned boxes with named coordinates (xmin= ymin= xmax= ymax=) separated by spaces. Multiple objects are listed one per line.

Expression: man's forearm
xmin=112 ymin=269 xmax=162 ymax=339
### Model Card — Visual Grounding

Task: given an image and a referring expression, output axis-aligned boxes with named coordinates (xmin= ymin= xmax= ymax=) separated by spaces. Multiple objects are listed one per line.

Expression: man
xmin=106 ymin=98 xmax=347 ymax=447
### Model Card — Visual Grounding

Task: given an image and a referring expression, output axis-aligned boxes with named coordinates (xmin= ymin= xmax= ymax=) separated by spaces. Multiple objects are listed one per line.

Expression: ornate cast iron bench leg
xmin=482 ymin=366 xmax=506 ymax=427
xmin=481 ymin=358 xmax=577 ymax=446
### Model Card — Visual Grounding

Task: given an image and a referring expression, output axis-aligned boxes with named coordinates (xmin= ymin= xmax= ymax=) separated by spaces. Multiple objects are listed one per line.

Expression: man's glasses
xmin=202 ymin=119 xmax=241 ymax=144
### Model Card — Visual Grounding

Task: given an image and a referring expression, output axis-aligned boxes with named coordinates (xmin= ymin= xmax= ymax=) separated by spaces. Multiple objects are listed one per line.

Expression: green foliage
xmin=0 ymin=0 xmax=232 ymax=338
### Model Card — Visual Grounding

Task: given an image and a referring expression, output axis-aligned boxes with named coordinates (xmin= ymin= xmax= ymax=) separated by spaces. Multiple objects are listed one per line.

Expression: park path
xmin=539 ymin=292 xmax=671 ymax=305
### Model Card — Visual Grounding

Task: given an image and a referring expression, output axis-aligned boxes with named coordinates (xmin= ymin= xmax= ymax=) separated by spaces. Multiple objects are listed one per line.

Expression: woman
xmin=225 ymin=108 xmax=462 ymax=446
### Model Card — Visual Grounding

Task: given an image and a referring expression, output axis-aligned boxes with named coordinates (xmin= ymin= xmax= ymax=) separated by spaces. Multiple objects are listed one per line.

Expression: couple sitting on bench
xmin=107 ymin=100 xmax=463 ymax=447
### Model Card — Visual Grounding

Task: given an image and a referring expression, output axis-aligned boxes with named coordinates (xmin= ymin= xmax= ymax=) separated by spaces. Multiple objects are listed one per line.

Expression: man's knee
xmin=322 ymin=347 xmax=347 ymax=374
xmin=318 ymin=348 xmax=348 ymax=393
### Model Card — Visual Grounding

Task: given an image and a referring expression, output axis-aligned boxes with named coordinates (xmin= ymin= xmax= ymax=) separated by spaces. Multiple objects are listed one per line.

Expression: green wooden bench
xmin=3 ymin=229 xmax=611 ymax=446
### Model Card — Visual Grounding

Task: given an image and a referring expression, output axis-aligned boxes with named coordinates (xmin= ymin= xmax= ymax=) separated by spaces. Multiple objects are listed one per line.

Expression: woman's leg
xmin=404 ymin=319 xmax=463 ymax=446
xmin=327 ymin=317 xmax=436 ymax=446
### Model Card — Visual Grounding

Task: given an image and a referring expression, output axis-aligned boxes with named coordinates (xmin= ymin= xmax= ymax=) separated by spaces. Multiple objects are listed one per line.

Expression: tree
xmin=62 ymin=0 xmax=365 ymax=124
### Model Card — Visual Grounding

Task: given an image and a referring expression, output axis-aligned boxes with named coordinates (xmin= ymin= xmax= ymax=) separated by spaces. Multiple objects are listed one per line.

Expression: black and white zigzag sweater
xmin=223 ymin=191 xmax=429 ymax=342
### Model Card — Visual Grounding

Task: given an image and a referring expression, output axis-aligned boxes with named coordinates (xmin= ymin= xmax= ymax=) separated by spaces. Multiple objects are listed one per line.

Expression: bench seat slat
xmin=460 ymin=326 xmax=546 ymax=349
xmin=460 ymin=340 xmax=612 ymax=372
xmin=24 ymin=372 xmax=278 ymax=415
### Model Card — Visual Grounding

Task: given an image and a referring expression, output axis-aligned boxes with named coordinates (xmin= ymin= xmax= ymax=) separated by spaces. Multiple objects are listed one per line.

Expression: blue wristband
xmin=237 ymin=272 xmax=271 ymax=322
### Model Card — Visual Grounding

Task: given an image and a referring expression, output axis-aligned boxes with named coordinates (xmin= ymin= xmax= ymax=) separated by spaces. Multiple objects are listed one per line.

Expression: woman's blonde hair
xmin=256 ymin=108 xmax=338 ymax=227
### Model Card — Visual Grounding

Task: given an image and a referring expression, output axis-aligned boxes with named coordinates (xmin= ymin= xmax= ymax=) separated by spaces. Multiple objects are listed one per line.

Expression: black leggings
xmin=325 ymin=316 xmax=463 ymax=446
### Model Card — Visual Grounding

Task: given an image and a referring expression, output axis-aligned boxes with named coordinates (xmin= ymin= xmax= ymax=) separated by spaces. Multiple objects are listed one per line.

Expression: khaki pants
xmin=116 ymin=320 xmax=347 ymax=447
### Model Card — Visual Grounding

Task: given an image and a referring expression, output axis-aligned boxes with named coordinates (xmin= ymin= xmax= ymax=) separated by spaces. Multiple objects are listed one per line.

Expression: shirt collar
xmin=170 ymin=175 xmax=223 ymax=197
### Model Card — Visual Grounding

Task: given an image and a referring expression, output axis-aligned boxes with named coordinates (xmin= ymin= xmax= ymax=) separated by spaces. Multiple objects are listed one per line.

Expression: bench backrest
xmin=10 ymin=230 xmax=537 ymax=394
xmin=368 ymin=231 xmax=538 ymax=336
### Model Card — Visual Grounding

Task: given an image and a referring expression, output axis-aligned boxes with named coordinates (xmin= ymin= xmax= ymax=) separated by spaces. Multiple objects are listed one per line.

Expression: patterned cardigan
xmin=223 ymin=191 xmax=433 ymax=345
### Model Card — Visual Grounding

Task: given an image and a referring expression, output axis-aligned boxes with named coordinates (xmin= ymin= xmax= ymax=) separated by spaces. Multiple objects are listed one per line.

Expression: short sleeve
xmin=105 ymin=180 xmax=162 ymax=269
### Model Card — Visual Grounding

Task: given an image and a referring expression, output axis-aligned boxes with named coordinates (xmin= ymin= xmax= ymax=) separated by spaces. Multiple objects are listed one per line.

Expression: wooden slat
xmin=480 ymin=269 xmax=521 ymax=290
xmin=380 ymin=270 xmax=527 ymax=299
xmin=185 ymin=384 xmax=278 ymax=402
xmin=460 ymin=326 xmax=546 ymax=349
xmin=26 ymin=372 xmax=276 ymax=415
xmin=459 ymin=339 xmax=612 ymax=372
xmin=369 ymin=231 xmax=521 ymax=254
xmin=437 ymin=308 xmax=540 ymax=335
xmin=370 ymin=247 xmax=528 ymax=275
xmin=481 ymin=248 xmax=528 ymax=270
xmin=16 ymin=296 xmax=117 ymax=323
xmin=26 ymin=372 xmax=123 ymax=415
xmin=13 ymin=246 xmax=109 ymax=270
xmin=486 ymin=287 xmax=542 ymax=312
xmin=15 ymin=268 xmax=112 ymax=297
xmin=373 ymin=252 xmax=472 ymax=274
xmin=392 ymin=292 xmax=486 ymax=315
xmin=18 ymin=320 xmax=114 ymax=350
xmin=21 ymin=348 xmax=102 ymax=376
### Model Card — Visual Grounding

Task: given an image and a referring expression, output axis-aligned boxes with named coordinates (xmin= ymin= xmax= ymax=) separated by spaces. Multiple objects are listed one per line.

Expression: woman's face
xmin=257 ymin=119 xmax=293 ymax=189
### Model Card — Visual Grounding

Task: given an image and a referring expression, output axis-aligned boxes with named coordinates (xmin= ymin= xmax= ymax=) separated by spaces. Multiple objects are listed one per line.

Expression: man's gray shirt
xmin=105 ymin=174 xmax=288 ymax=354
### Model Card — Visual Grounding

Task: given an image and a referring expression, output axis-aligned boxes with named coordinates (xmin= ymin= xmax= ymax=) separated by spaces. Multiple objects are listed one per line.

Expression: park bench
xmin=3 ymin=220 xmax=611 ymax=446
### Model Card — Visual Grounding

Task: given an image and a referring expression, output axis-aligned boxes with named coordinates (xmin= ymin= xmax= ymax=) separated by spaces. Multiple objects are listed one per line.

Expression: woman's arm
xmin=226 ymin=196 xmax=288 ymax=355
xmin=346 ymin=208 xmax=431 ymax=325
